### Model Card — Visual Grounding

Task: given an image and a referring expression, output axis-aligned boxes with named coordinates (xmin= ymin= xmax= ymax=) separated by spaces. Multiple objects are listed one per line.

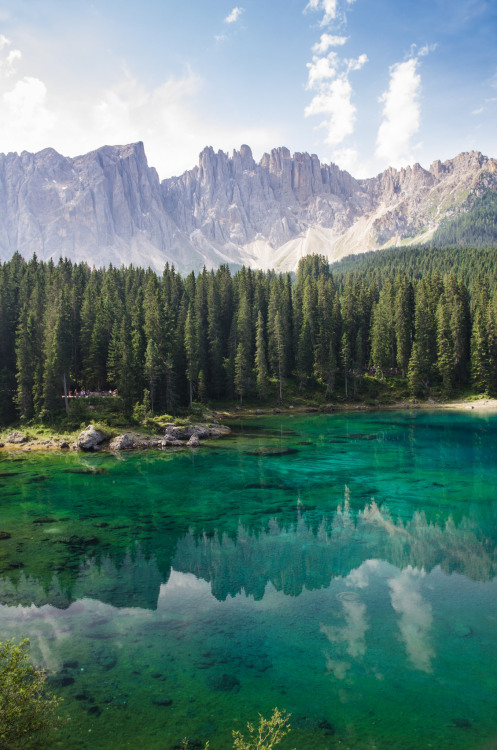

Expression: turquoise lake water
xmin=1 ymin=410 xmax=497 ymax=749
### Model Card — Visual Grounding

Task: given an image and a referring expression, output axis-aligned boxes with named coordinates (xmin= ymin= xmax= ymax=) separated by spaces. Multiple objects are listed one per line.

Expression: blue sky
xmin=0 ymin=0 xmax=496 ymax=179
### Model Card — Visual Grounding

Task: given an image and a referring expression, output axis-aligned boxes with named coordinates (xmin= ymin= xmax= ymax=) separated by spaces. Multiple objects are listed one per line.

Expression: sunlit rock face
xmin=0 ymin=141 xmax=496 ymax=273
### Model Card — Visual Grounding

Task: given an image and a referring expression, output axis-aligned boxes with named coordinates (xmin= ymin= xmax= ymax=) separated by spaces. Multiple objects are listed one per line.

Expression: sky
xmin=0 ymin=0 xmax=496 ymax=179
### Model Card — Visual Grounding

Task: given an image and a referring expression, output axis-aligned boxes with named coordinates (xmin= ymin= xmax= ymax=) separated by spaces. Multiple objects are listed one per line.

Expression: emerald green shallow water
xmin=1 ymin=410 xmax=497 ymax=749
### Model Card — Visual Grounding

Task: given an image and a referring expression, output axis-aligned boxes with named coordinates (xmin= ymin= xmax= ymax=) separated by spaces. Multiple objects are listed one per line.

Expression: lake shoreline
xmin=1 ymin=397 xmax=496 ymax=453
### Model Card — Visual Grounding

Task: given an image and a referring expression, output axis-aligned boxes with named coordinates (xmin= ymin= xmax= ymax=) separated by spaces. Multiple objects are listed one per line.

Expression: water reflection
xmin=1 ymin=494 xmax=497 ymax=611
xmin=389 ymin=567 xmax=434 ymax=672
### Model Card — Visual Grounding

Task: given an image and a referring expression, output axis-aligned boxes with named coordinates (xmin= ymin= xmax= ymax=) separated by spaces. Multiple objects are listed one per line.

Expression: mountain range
xmin=0 ymin=140 xmax=496 ymax=273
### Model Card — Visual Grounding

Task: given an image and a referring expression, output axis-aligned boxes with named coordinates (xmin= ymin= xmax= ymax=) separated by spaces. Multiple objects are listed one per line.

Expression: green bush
xmin=0 ymin=639 xmax=63 ymax=748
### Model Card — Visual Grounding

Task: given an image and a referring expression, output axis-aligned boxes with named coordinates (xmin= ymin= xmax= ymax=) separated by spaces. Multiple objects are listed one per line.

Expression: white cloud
xmin=331 ymin=145 xmax=360 ymax=173
xmin=312 ymin=33 xmax=348 ymax=54
xmin=417 ymin=42 xmax=438 ymax=58
xmin=305 ymin=75 xmax=356 ymax=146
xmin=305 ymin=0 xmax=338 ymax=26
xmin=346 ymin=53 xmax=367 ymax=73
xmin=305 ymin=0 xmax=355 ymax=26
xmin=304 ymin=1 xmax=366 ymax=155
xmin=306 ymin=53 xmax=338 ymax=89
xmin=0 ymin=35 xmax=21 ymax=78
xmin=375 ymin=56 xmax=422 ymax=167
xmin=225 ymin=6 xmax=244 ymax=24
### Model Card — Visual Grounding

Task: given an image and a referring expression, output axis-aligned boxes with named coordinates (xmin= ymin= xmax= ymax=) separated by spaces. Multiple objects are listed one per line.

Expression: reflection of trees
xmin=0 ymin=545 xmax=162 ymax=609
xmin=173 ymin=499 xmax=497 ymax=601
xmin=1 ymin=494 xmax=497 ymax=609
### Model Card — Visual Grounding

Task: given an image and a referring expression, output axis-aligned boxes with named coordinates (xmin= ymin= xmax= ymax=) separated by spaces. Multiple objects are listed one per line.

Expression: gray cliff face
xmin=0 ymin=141 xmax=496 ymax=273
xmin=0 ymin=142 xmax=206 ymax=272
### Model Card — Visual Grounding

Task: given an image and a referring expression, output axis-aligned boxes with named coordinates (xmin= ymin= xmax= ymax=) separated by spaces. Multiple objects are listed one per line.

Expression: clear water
xmin=1 ymin=410 xmax=497 ymax=749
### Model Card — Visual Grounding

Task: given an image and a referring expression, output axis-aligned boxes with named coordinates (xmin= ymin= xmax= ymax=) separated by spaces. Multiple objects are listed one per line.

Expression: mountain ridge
xmin=0 ymin=141 xmax=495 ymax=273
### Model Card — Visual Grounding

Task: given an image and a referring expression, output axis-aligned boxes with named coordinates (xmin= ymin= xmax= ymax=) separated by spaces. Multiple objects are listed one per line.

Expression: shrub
xmin=233 ymin=709 xmax=293 ymax=750
xmin=180 ymin=708 xmax=293 ymax=750
xmin=0 ymin=639 xmax=63 ymax=748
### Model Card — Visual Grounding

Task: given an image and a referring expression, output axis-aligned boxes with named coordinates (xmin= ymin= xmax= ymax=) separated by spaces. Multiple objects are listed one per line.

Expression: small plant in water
xmin=180 ymin=708 xmax=292 ymax=750
xmin=0 ymin=639 xmax=64 ymax=748
xmin=232 ymin=708 xmax=293 ymax=750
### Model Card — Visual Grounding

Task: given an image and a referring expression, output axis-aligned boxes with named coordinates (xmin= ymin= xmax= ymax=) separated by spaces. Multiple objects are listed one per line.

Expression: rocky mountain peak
xmin=0 ymin=140 xmax=495 ymax=274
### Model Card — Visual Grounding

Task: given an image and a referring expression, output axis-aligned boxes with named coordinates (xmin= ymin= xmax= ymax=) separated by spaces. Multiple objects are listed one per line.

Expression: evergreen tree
xmin=254 ymin=310 xmax=269 ymax=400
xmin=184 ymin=304 xmax=199 ymax=408
xmin=436 ymin=295 xmax=455 ymax=396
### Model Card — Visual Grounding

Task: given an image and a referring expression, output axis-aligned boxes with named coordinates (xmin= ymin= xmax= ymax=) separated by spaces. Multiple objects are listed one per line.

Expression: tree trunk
xmin=63 ymin=373 xmax=69 ymax=413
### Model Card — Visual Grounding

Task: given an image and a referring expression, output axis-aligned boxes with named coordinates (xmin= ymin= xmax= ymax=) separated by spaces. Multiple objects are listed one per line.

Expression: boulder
xmin=187 ymin=434 xmax=200 ymax=447
xmin=160 ymin=437 xmax=185 ymax=447
xmin=77 ymin=425 xmax=106 ymax=451
xmin=6 ymin=431 xmax=28 ymax=444
xmin=109 ymin=433 xmax=135 ymax=451
xmin=163 ymin=425 xmax=190 ymax=440
xmin=163 ymin=423 xmax=230 ymax=442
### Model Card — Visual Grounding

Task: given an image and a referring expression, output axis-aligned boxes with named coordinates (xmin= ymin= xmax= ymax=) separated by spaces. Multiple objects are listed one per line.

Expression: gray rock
xmin=163 ymin=423 xmax=229 ymax=442
xmin=187 ymin=434 xmax=200 ymax=447
xmin=6 ymin=431 xmax=28 ymax=444
xmin=77 ymin=425 xmax=106 ymax=451
xmin=160 ymin=437 xmax=185 ymax=447
xmin=109 ymin=433 xmax=135 ymax=451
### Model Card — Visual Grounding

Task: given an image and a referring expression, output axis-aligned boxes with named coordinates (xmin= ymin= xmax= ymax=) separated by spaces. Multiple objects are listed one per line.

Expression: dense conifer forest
xmin=0 ymin=249 xmax=496 ymax=427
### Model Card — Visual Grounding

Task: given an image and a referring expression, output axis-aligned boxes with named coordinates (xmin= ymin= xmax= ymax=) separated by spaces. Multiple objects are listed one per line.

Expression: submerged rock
xmin=47 ymin=674 xmax=75 ymax=688
xmin=208 ymin=673 xmax=240 ymax=692
xmin=452 ymin=717 xmax=472 ymax=729
xmin=77 ymin=425 xmax=106 ymax=451
xmin=245 ymin=447 xmax=299 ymax=457
xmin=0 ymin=531 xmax=11 ymax=540
xmin=151 ymin=694 xmax=173 ymax=706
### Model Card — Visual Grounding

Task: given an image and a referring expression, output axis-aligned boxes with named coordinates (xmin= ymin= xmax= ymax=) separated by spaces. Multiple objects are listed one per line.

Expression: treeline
xmin=0 ymin=251 xmax=497 ymax=425
xmin=432 ymin=189 xmax=497 ymax=248
xmin=331 ymin=245 xmax=497 ymax=293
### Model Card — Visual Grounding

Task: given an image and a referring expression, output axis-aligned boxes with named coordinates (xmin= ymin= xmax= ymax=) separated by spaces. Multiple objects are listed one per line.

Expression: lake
xmin=1 ymin=409 xmax=497 ymax=749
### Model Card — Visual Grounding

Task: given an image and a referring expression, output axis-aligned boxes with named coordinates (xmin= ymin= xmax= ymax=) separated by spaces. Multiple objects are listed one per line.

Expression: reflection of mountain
xmin=1 ymin=497 xmax=495 ymax=610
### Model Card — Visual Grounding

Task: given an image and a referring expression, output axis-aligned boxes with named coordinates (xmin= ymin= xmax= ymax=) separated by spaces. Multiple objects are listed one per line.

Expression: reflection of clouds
xmin=321 ymin=597 xmax=369 ymax=659
xmin=389 ymin=566 xmax=434 ymax=673
xmin=324 ymin=657 xmax=351 ymax=680
xmin=345 ymin=558 xmax=380 ymax=589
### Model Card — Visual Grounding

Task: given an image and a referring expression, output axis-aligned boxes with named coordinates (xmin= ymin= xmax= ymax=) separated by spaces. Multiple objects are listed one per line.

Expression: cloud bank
xmin=0 ymin=35 xmax=276 ymax=179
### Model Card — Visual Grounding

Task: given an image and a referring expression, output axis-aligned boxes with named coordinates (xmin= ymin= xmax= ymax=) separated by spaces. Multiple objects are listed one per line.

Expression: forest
xmin=0 ymin=249 xmax=496 ymax=427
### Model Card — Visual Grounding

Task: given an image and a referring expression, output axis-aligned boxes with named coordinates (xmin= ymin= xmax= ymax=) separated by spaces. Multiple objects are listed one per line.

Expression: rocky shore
xmin=1 ymin=397 xmax=495 ymax=453
xmin=0 ymin=423 xmax=231 ymax=453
